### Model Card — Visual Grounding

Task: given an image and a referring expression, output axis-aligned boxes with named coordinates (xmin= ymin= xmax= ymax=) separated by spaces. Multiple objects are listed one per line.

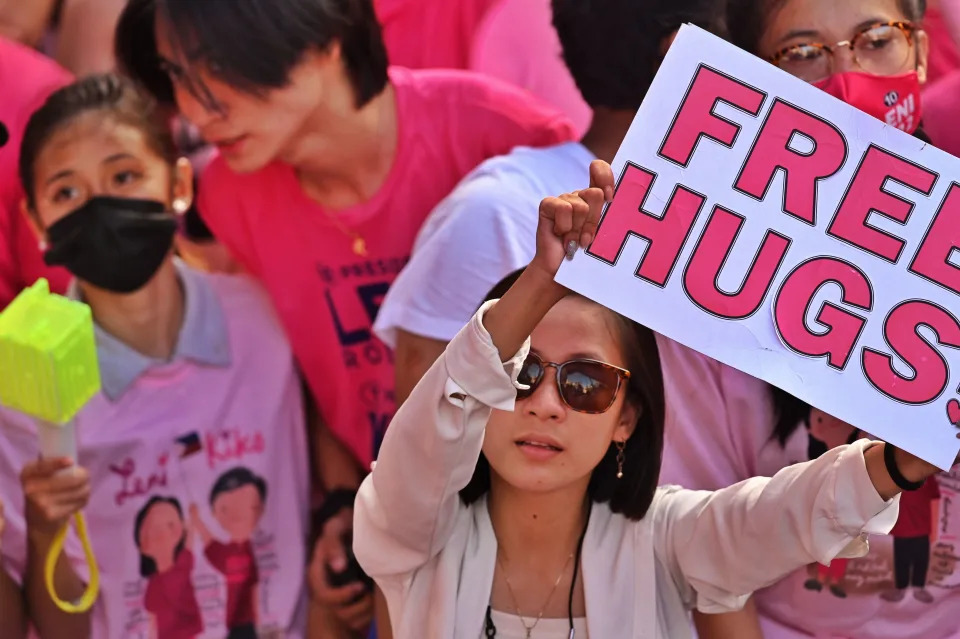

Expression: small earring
xmin=615 ymin=440 xmax=626 ymax=479
xmin=38 ymin=240 xmax=48 ymax=252
xmin=172 ymin=198 xmax=189 ymax=215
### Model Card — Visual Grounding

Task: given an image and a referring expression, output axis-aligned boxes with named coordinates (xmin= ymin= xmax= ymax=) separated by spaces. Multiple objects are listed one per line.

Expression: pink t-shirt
xmin=658 ymin=342 xmax=960 ymax=639
xmin=198 ymin=67 xmax=574 ymax=467
xmin=0 ymin=36 xmax=71 ymax=308
xmin=924 ymin=6 xmax=960 ymax=86
xmin=469 ymin=0 xmax=592 ymax=135
xmin=375 ymin=0 xmax=499 ymax=70
xmin=0 ymin=266 xmax=311 ymax=639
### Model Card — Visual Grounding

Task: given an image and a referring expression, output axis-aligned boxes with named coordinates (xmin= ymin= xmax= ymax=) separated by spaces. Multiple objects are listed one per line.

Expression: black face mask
xmin=44 ymin=196 xmax=178 ymax=293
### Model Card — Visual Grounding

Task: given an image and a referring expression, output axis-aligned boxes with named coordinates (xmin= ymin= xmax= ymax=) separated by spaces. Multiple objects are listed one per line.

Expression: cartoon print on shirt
xmin=134 ymin=496 xmax=204 ymax=639
xmin=929 ymin=469 xmax=960 ymax=588
xmin=803 ymin=410 xmax=859 ymax=598
xmin=190 ymin=467 xmax=266 ymax=639
xmin=880 ymin=477 xmax=942 ymax=604
xmin=793 ymin=410 xmax=959 ymax=606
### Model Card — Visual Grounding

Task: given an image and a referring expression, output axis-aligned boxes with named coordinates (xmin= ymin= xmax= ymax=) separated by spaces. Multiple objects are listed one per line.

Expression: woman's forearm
xmin=314 ymin=420 xmax=364 ymax=492
xmin=482 ymin=266 xmax=565 ymax=362
xmin=0 ymin=566 xmax=27 ymax=639
xmin=25 ymin=531 xmax=91 ymax=639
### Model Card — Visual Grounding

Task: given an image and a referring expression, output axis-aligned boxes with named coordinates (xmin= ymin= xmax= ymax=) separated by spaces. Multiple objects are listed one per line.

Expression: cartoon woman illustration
xmin=135 ymin=496 xmax=204 ymax=639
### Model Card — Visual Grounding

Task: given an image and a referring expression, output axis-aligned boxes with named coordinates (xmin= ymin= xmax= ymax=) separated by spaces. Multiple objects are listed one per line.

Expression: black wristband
xmin=883 ymin=443 xmax=925 ymax=492
xmin=312 ymin=488 xmax=357 ymax=533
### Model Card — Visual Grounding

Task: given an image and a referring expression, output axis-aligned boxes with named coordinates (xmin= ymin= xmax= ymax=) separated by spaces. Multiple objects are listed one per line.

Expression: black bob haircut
xmin=459 ymin=269 xmax=666 ymax=521
xmin=209 ymin=467 xmax=268 ymax=506
xmin=726 ymin=0 xmax=927 ymax=56
xmin=115 ymin=0 xmax=389 ymax=110
xmin=552 ymin=0 xmax=728 ymax=111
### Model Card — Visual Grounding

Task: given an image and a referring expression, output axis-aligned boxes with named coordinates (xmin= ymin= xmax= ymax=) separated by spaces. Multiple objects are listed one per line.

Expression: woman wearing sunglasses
xmin=352 ymin=161 xmax=953 ymax=639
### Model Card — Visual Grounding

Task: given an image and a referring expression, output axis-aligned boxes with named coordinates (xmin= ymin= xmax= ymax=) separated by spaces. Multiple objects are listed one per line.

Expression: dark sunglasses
xmin=517 ymin=352 xmax=631 ymax=414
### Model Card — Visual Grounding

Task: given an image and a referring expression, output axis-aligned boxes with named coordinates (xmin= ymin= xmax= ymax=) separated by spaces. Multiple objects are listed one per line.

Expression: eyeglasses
xmin=516 ymin=352 xmax=631 ymax=415
xmin=771 ymin=21 xmax=918 ymax=83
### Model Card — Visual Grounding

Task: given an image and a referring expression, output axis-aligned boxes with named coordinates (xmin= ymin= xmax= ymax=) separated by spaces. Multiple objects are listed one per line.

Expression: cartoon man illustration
xmin=881 ymin=476 xmax=941 ymax=604
xmin=191 ymin=467 xmax=267 ymax=639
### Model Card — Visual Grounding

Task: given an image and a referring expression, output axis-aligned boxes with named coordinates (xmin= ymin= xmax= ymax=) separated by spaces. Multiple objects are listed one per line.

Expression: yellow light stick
xmin=0 ymin=279 xmax=101 ymax=613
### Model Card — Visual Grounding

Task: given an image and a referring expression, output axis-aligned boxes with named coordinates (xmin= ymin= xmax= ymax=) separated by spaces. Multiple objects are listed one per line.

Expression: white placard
xmin=556 ymin=25 xmax=960 ymax=469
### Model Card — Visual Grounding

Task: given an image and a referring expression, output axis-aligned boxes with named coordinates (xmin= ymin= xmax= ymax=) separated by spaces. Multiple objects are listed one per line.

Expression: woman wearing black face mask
xmin=3 ymin=74 xmax=313 ymax=639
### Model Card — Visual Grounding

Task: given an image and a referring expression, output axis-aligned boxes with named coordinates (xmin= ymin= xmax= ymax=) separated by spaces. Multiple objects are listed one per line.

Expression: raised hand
xmin=530 ymin=159 xmax=615 ymax=278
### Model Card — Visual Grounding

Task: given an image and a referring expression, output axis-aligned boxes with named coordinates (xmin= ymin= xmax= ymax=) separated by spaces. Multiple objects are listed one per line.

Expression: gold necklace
xmin=496 ymin=551 xmax=574 ymax=638
xmin=320 ymin=210 xmax=367 ymax=257
xmin=295 ymin=171 xmax=369 ymax=257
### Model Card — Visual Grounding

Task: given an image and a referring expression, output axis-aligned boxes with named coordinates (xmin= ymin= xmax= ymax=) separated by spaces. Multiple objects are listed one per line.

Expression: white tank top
xmin=483 ymin=610 xmax=589 ymax=638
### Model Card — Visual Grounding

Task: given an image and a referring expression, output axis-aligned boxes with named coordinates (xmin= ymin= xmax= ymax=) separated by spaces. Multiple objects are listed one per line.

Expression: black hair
xmin=459 ymin=269 xmax=666 ymax=521
xmin=134 ymin=496 xmax=187 ymax=578
xmin=19 ymin=73 xmax=177 ymax=210
xmin=115 ymin=0 xmax=389 ymax=110
xmin=726 ymin=0 xmax=927 ymax=56
xmin=771 ymin=387 xmax=810 ymax=446
xmin=209 ymin=467 xmax=268 ymax=507
xmin=552 ymin=0 xmax=727 ymax=111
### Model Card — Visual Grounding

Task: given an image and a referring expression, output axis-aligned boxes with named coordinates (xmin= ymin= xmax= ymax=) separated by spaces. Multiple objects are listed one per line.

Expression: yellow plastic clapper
xmin=0 ymin=278 xmax=101 ymax=613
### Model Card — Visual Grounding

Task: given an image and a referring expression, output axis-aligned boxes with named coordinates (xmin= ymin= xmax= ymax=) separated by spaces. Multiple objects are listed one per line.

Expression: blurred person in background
xmin=0 ymin=0 xmax=124 ymax=75
xmin=0 ymin=0 xmax=58 ymax=49
xmin=376 ymin=0 xmax=590 ymax=134
xmin=650 ymin=1 xmax=960 ymax=637
xmin=0 ymin=35 xmax=70 ymax=309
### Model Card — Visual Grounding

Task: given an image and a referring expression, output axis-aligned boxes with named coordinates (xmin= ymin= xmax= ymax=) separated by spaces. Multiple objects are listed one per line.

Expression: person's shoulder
xmin=200 ymin=269 xmax=291 ymax=352
xmin=205 ymin=270 xmax=277 ymax=320
xmin=418 ymin=143 xmax=590 ymax=244
xmin=453 ymin=143 xmax=590 ymax=204
xmin=449 ymin=143 xmax=590 ymax=216
xmin=392 ymin=65 xmax=564 ymax=116
xmin=0 ymin=37 xmax=71 ymax=99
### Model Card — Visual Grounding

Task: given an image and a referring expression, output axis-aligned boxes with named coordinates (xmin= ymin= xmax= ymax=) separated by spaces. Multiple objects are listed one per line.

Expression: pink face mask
xmin=814 ymin=70 xmax=922 ymax=134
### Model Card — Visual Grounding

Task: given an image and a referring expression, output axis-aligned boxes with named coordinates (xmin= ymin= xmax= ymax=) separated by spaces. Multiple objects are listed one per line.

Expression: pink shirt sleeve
xmin=453 ymin=76 xmax=577 ymax=176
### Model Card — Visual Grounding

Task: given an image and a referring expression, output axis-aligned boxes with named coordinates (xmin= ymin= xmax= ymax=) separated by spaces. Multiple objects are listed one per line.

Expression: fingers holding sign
xmin=533 ymin=160 xmax=615 ymax=276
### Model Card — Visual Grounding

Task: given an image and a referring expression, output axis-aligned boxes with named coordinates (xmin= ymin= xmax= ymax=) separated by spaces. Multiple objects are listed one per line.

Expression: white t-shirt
xmin=375 ymin=141 xmax=594 ymax=347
